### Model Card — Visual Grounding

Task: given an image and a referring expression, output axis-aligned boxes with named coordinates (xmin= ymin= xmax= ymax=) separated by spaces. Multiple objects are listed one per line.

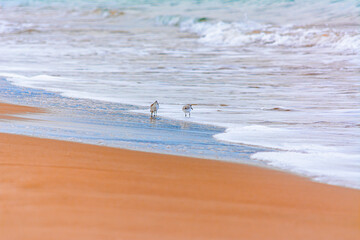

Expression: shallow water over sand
xmin=0 ymin=0 xmax=359 ymax=188
xmin=0 ymin=78 xmax=265 ymax=165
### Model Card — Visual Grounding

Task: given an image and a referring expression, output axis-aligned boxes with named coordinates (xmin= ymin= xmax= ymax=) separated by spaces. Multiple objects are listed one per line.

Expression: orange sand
xmin=0 ymin=102 xmax=44 ymax=120
xmin=0 ymin=102 xmax=359 ymax=240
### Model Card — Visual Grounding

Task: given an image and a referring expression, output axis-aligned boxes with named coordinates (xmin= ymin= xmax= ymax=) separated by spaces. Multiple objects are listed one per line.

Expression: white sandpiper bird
xmin=150 ymin=100 xmax=159 ymax=117
xmin=182 ymin=104 xmax=193 ymax=117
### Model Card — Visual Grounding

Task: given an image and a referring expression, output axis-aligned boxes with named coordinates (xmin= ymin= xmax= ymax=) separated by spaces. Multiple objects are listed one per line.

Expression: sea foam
xmin=1 ymin=0 xmax=359 ymax=189
xmin=215 ymin=125 xmax=360 ymax=188
xmin=157 ymin=15 xmax=360 ymax=53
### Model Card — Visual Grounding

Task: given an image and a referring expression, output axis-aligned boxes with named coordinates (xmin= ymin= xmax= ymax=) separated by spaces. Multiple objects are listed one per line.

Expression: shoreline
xmin=1 ymin=78 xmax=358 ymax=190
xmin=0 ymin=102 xmax=359 ymax=240
xmin=0 ymin=102 xmax=45 ymax=120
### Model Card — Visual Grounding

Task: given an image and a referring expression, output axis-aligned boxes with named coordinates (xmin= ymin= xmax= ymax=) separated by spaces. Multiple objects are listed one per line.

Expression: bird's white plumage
xmin=182 ymin=104 xmax=193 ymax=117
xmin=150 ymin=101 xmax=159 ymax=117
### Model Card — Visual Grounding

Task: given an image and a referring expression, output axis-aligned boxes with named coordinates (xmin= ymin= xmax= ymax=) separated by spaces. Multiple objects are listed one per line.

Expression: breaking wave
xmin=156 ymin=15 xmax=360 ymax=53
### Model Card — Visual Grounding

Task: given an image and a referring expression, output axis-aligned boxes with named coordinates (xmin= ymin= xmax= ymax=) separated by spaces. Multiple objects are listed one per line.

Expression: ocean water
xmin=0 ymin=77 xmax=265 ymax=164
xmin=0 ymin=0 xmax=359 ymax=188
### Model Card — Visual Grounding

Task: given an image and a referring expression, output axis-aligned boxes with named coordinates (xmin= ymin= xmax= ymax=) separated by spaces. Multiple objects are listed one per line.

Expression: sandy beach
xmin=0 ymin=102 xmax=359 ymax=240
xmin=0 ymin=102 xmax=44 ymax=120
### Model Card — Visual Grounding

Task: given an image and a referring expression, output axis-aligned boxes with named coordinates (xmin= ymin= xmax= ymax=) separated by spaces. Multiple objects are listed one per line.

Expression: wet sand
xmin=0 ymin=102 xmax=359 ymax=240
xmin=0 ymin=102 xmax=44 ymax=120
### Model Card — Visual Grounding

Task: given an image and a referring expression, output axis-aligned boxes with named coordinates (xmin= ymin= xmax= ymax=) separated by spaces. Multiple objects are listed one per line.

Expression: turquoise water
xmin=0 ymin=0 xmax=359 ymax=188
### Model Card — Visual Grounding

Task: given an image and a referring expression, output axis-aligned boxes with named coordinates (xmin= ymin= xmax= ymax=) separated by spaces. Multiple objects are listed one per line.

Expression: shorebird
xmin=150 ymin=100 xmax=159 ymax=117
xmin=182 ymin=104 xmax=193 ymax=117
